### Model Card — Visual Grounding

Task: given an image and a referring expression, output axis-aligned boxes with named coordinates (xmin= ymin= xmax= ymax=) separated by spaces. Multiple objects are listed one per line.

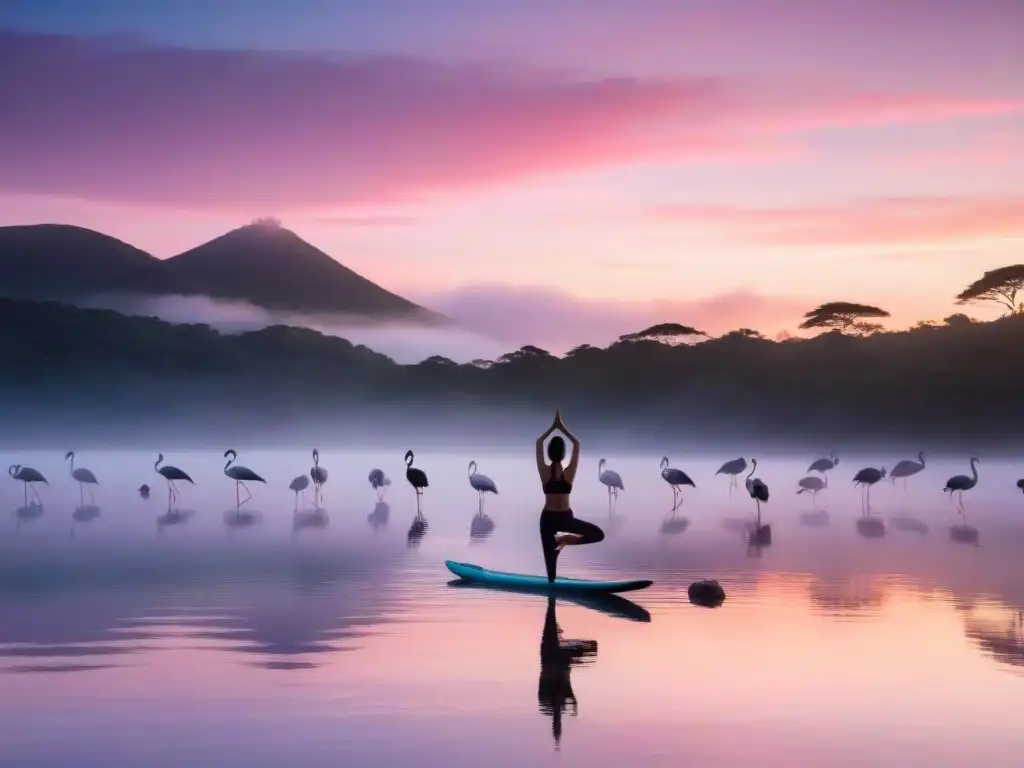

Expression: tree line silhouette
xmin=1 ymin=262 xmax=1022 ymax=443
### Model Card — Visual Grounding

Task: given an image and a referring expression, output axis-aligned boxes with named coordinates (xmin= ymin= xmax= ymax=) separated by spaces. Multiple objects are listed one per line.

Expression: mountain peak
xmin=0 ymin=222 xmax=445 ymax=324
xmin=167 ymin=226 xmax=443 ymax=321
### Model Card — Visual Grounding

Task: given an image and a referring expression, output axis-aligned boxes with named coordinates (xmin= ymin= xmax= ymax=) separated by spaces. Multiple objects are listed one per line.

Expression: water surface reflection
xmin=2 ymin=450 xmax=1024 ymax=766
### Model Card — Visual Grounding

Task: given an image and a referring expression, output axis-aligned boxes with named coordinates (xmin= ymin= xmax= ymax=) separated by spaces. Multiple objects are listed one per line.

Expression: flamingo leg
xmin=756 ymin=499 xmax=761 ymax=529
xmin=79 ymin=482 xmax=84 ymax=507
xmin=32 ymin=483 xmax=42 ymax=505
xmin=22 ymin=481 xmax=27 ymax=508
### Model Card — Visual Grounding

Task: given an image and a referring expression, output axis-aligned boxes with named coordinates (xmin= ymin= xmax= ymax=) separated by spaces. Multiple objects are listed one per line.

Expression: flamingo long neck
xmin=918 ymin=452 xmax=926 ymax=467
xmin=406 ymin=452 xmax=414 ymax=467
xmin=67 ymin=453 xmax=75 ymax=472
xmin=313 ymin=450 xmax=319 ymax=467
xmin=746 ymin=460 xmax=757 ymax=480
xmin=468 ymin=461 xmax=476 ymax=477
xmin=8 ymin=464 xmax=18 ymax=477
xmin=660 ymin=457 xmax=669 ymax=471
xmin=154 ymin=455 xmax=163 ymax=471
xmin=598 ymin=459 xmax=606 ymax=477
xmin=225 ymin=452 xmax=236 ymax=471
xmin=970 ymin=459 xmax=979 ymax=482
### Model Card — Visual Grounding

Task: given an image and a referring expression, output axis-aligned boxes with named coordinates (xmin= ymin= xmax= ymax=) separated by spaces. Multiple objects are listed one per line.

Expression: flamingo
xmin=889 ymin=452 xmax=926 ymax=489
xmin=598 ymin=458 xmax=624 ymax=509
xmin=1017 ymin=477 xmax=1024 ymax=495
xmin=310 ymin=449 xmax=328 ymax=508
xmin=223 ymin=450 xmax=265 ymax=508
xmin=9 ymin=464 xmax=47 ymax=506
xmin=467 ymin=461 xmax=498 ymax=511
xmin=155 ymin=454 xmax=193 ymax=508
xmin=368 ymin=468 xmax=391 ymax=501
xmin=797 ymin=474 xmax=827 ymax=506
xmin=405 ymin=450 xmax=429 ymax=513
xmin=65 ymin=451 xmax=99 ymax=506
xmin=944 ymin=457 xmax=980 ymax=517
xmin=853 ymin=467 xmax=886 ymax=512
xmin=660 ymin=456 xmax=695 ymax=511
xmin=139 ymin=484 xmax=151 ymax=500
xmin=289 ymin=475 xmax=310 ymax=510
xmin=744 ymin=460 xmax=770 ymax=536
xmin=808 ymin=452 xmax=839 ymax=474
xmin=715 ymin=457 xmax=747 ymax=495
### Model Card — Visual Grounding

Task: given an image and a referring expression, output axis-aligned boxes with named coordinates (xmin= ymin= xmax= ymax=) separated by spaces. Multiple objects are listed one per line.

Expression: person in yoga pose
xmin=536 ymin=410 xmax=605 ymax=582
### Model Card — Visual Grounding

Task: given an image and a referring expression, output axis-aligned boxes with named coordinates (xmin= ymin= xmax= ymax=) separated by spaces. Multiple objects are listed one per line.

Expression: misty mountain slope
xmin=0 ymin=224 xmax=190 ymax=299
xmin=166 ymin=223 xmax=446 ymax=322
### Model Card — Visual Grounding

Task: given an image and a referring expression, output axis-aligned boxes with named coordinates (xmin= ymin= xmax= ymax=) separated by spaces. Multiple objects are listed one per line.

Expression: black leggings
xmin=540 ymin=509 xmax=605 ymax=582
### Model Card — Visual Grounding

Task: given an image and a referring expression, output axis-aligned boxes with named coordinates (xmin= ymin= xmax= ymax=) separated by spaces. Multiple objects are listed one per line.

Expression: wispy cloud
xmin=650 ymin=196 xmax=1024 ymax=248
xmin=312 ymin=215 xmax=420 ymax=228
xmin=1 ymin=31 xmax=1020 ymax=210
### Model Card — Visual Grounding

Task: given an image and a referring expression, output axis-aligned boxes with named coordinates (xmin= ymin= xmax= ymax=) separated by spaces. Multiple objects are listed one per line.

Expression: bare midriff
xmin=543 ymin=492 xmax=571 ymax=512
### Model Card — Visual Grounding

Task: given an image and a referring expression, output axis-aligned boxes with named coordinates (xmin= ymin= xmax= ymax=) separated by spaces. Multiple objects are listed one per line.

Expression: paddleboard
xmin=445 ymin=560 xmax=652 ymax=594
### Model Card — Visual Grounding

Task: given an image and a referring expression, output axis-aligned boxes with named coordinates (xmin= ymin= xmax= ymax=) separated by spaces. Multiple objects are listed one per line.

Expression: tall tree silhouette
xmin=799 ymin=302 xmax=890 ymax=335
xmin=956 ymin=265 xmax=1024 ymax=316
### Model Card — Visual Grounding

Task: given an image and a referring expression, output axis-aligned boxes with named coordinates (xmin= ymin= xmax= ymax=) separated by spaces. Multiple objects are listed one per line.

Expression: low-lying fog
xmin=74 ymin=292 xmax=510 ymax=363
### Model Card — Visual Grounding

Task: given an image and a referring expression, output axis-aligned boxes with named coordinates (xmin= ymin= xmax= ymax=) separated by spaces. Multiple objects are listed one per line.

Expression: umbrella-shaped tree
xmin=798 ymin=302 xmax=890 ymax=335
xmin=956 ymin=265 xmax=1024 ymax=316
xmin=617 ymin=323 xmax=708 ymax=345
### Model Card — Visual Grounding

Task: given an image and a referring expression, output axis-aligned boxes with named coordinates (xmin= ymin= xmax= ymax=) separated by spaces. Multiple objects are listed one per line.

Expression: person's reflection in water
xmin=538 ymin=596 xmax=597 ymax=750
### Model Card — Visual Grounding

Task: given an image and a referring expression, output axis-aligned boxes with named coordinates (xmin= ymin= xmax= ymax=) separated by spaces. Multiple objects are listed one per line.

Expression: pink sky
xmin=1 ymin=1 xmax=1022 ymax=349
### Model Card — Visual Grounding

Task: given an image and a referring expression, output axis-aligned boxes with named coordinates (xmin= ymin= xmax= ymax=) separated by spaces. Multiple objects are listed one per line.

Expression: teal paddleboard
xmin=445 ymin=560 xmax=652 ymax=594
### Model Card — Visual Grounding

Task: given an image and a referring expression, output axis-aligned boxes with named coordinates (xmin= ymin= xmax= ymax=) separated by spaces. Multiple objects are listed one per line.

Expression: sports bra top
xmin=543 ymin=469 xmax=573 ymax=494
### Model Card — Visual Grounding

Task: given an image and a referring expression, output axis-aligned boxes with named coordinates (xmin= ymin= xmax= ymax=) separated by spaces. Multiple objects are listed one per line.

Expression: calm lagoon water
xmin=2 ymin=449 xmax=1024 ymax=767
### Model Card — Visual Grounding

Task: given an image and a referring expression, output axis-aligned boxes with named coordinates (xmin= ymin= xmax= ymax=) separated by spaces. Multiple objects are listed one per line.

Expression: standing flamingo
xmin=289 ymin=475 xmax=310 ymax=510
xmin=797 ymin=474 xmax=827 ymax=506
xmin=154 ymin=454 xmax=194 ymax=508
xmin=368 ymin=468 xmax=391 ymax=501
xmin=808 ymin=452 xmax=839 ymax=474
xmin=715 ymin=457 xmax=747 ymax=496
xmin=65 ymin=451 xmax=99 ymax=506
xmin=890 ymin=452 xmax=926 ymax=489
xmin=944 ymin=457 xmax=980 ymax=518
xmin=310 ymin=449 xmax=328 ymax=508
xmin=660 ymin=456 xmax=695 ymax=511
xmin=744 ymin=460 xmax=770 ymax=541
xmin=405 ymin=450 xmax=429 ymax=514
xmin=467 ymin=461 xmax=498 ymax=511
xmin=853 ymin=467 xmax=886 ymax=513
xmin=9 ymin=464 xmax=47 ymax=506
xmin=598 ymin=459 xmax=624 ymax=510
xmin=223 ymin=450 xmax=265 ymax=508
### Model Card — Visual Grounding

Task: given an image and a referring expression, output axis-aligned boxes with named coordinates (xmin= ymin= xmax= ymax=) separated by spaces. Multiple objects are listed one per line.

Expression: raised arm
xmin=536 ymin=417 xmax=559 ymax=477
xmin=557 ymin=412 xmax=582 ymax=480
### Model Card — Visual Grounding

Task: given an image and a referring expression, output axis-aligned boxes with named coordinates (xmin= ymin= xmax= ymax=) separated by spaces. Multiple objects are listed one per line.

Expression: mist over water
xmin=73 ymin=292 xmax=507 ymax=363
xmin=3 ymin=445 xmax=1024 ymax=766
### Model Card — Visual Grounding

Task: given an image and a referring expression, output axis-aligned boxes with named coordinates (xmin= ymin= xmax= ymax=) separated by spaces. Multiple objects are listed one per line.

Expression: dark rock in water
xmin=689 ymin=579 xmax=726 ymax=607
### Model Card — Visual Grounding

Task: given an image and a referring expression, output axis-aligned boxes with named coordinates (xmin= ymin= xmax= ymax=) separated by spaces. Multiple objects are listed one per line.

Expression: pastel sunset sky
xmin=1 ymin=0 xmax=1022 ymax=351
